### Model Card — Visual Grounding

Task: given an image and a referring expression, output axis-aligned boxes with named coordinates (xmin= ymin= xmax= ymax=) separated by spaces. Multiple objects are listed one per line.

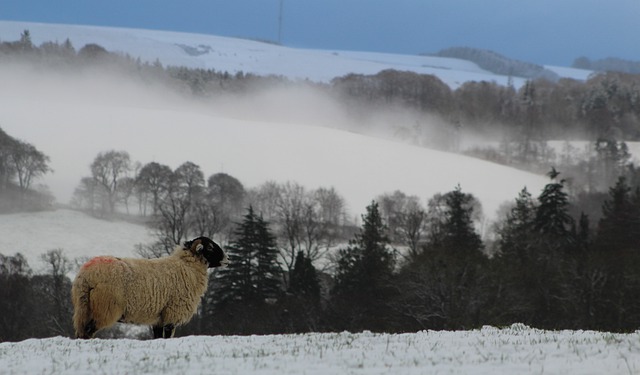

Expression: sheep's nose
xmin=220 ymin=254 xmax=229 ymax=267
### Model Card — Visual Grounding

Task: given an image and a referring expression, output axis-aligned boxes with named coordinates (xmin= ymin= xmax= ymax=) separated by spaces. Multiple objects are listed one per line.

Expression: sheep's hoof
xmin=152 ymin=324 xmax=175 ymax=339
xmin=78 ymin=320 xmax=97 ymax=339
xmin=152 ymin=325 xmax=163 ymax=339
xmin=163 ymin=324 xmax=176 ymax=338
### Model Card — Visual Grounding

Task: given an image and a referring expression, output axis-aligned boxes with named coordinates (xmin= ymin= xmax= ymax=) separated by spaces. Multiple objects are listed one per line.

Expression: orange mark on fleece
xmin=82 ymin=256 xmax=118 ymax=270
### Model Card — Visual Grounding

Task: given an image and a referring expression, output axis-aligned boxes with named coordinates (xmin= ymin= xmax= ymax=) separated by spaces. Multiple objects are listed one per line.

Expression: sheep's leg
xmin=151 ymin=324 xmax=175 ymax=339
xmin=89 ymin=284 xmax=123 ymax=334
xmin=79 ymin=320 xmax=98 ymax=339
xmin=73 ymin=287 xmax=95 ymax=339
xmin=162 ymin=324 xmax=176 ymax=338
xmin=152 ymin=325 xmax=163 ymax=339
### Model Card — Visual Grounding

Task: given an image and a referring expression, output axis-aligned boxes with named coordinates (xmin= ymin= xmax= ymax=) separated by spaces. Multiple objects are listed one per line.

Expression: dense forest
xmin=1 ymin=31 xmax=640 ymax=341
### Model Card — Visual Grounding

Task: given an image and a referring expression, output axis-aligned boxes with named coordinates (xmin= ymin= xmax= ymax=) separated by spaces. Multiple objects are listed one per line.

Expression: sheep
xmin=71 ymin=236 xmax=228 ymax=339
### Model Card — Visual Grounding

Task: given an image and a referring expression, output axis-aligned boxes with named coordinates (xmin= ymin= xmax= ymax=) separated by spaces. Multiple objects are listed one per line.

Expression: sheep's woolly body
xmin=72 ymin=245 xmax=210 ymax=338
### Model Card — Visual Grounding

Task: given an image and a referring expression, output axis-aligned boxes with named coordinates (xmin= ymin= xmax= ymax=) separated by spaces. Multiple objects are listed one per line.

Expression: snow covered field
xmin=1 ymin=324 xmax=638 ymax=374
xmin=0 ymin=209 xmax=151 ymax=274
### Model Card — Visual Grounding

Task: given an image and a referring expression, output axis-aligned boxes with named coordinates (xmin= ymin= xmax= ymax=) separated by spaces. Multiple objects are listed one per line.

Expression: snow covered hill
xmin=0 ymin=61 xmax=549 ymax=228
xmin=0 ymin=209 xmax=152 ymax=274
xmin=0 ymin=21 xmax=593 ymax=89
xmin=1 ymin=325 xmax=638 ymax=374
xmin=0 ymin=21 xmax=576 ymax=269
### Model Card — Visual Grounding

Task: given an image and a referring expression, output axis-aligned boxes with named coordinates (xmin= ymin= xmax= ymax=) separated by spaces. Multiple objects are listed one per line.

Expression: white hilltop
xmin=0 ymin=20 xmax=592 ymax=89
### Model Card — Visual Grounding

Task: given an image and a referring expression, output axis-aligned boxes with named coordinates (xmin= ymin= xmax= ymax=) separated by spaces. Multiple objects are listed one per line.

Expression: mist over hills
xmin=2 ymin=20 xmax=640 ymax=219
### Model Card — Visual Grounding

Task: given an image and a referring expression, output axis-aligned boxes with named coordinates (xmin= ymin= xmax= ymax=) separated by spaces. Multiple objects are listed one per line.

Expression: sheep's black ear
xmin=195 ymin=243 xmax=204 ymax=253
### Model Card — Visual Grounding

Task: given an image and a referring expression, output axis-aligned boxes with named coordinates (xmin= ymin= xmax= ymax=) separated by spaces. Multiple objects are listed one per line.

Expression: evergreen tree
xmin=254 ymin=212 xmax=282 ymax=302
xmin=18 ymin=30 xmax=33 ymax=52
xmin=497 ymin=187 xmax=536 ymax=259
xmin=528 ymin=168 xmax=579 ymax=328
xmin=203 ymin=207 xmax=283 ymax=335
xmin=215 ymin=206 xmax=281 ymax=305
xmin=595 ymin=176 xmax=639 ymax=252
xmin=283 ymin=251 xmax=322 ymax=333
xmin=492 ymin=187 xmax=539 ymax=325
xmin=590 ymin=176 xmax=640 ymax=331
xmin=396 ymin=186 xmax=486 ymax=330
xmin=289 ymin=251 xmax=320 ymax=300
xmin=437 ymin=185 xmax=484 ymax=253
xmin=535 ymin=168 xmax=574 ymax=243
xmin=331 ymin=201 xmax=395 ymax=331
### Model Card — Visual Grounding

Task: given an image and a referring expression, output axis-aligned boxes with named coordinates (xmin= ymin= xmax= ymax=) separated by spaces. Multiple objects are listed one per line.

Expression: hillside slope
xmin=0 ymin=20 xmax=592 ymax=88
xmin=0 ymin=63 xmax=549 ymax=227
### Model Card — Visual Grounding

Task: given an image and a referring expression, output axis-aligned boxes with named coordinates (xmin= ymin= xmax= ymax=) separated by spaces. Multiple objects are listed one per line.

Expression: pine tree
xmin=203 ymin=207 xmax=283 ymax=334
xmin=528 ymin=168 xmax=579 ymax=328
xmin=331 ymin=201 xmax=395 ymax=331
xmin=595 ymin=176 xmax=638 ymax=252
xmin=535 ymin=168 xmax=574 ymax=243
xmin=497 ymin=187 xmax=536 ymax=259
xmin=590 ymin=177 xmax=640 ymax=331
xmin=437 ymin=185 xmax=483 ymax=253
xmin=215 ymin=206 xmax=282 ymax=305
xmin=334 ymin=201 xmax=394 ymax=296
xmin=289 ymin=251 xmax=320 ymax=300
xmin=396 ymin=186 xmax=486 ymax=330
xmin=254 ymin=212 xmax=282 ymax=302
xmin=493 ymin=187 xmax=540 ymax=325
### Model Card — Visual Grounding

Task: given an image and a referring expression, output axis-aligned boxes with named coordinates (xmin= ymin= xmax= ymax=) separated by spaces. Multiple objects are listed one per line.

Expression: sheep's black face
xmin=185 ymin=237 xmax=228 ymax=268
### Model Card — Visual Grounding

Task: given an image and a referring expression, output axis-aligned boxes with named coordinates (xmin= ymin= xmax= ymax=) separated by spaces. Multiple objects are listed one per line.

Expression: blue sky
xmin=2 ymin=0 xmax=639 ymax=66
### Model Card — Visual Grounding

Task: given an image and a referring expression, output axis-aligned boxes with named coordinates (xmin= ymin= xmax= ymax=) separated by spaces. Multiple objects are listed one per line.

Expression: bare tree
xmin=135 ymin=162 xmax=173 ymax=216
xmin=399 ymin=204 xmax=427 ymax=262
xmin=90 ymin=150 xmax=131 ymax=215
xmin=39 ymin=249 xmax=73 ymax=336
xmin=8 ymin=140 xmax=51 ymax=194
xmin=274 ymin=182 xmax=346 ymax=276
xmin=151 ymin=162 xmax=204 ymax=255
xmin=377 ymin=191 xmax=427 ymax=261
xmin=192 ymin=173 xmax=245 ymax=243
xmin=117 ymin=176 xmax=136 ymax=215
xmin=275 ymin=181 xmax=306 ymax=274
xmin=315 ymin=187 xmax=346 ymax=227
xmin=246 ymin=180 xmax=282 ymax=221
xmin=71 ymin=176 xmax=103 ymax=214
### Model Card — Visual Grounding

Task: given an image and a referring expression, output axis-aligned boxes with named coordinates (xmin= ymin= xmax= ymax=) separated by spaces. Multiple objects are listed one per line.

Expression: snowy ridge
xmin=0 ymin=324 xmax=638 ymax=374
xmin=0 ymin=21 xmax=593 ymax=89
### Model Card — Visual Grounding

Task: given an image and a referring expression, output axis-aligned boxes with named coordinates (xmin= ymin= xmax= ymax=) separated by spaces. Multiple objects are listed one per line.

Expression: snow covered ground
xmin=0 ymin=21 xmax=593 ymax=89
xmin=1 ymin=324 xmax=638 ymax=374
xmin=0 ymin=209 xmax=152 ymax=275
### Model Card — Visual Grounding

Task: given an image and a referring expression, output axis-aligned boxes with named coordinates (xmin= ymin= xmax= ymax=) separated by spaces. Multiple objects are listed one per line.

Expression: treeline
xmin=573 ymin=56 xmax=640 ymax=75
xmin=0 ymin=250 xmax=73 ymax=341
xmin=4 ymin=30 xmax=640 ymax=147
xmin=2 ymin=169 xmax=639 ymax=341
xmin=434 ymin=47 xmax=559 ymax=81
xmin=70 ymin=150 xmax=348 ymax=252
xmin=0 ymin=127 xmax=53 ymax=212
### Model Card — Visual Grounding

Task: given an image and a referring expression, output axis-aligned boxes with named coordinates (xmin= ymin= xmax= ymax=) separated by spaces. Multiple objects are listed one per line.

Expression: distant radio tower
xmin=278 ymin=0 xmax=284 ymax=44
